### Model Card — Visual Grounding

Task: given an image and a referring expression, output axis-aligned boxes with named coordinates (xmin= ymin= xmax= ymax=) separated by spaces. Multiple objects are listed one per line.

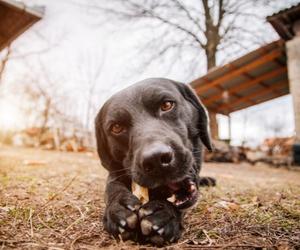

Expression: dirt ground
xmin=0 ymin=146 xmax=299 ymax=250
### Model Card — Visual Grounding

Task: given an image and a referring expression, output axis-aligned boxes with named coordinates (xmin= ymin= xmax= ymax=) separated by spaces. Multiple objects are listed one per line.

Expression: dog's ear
xmin=95 ymin=111 xmax=113 ymax=170
xmin=175 ymin=82 xmax=213 ymax=152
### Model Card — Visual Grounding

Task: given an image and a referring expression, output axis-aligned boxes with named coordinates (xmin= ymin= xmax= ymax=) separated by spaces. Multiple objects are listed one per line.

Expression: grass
xmin=0 ymin=146 xmax=299 ymax=249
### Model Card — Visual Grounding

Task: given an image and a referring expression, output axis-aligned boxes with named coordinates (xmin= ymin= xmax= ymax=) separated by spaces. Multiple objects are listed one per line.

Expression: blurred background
xmin=1 ymin=0 xmax=300 ymax=166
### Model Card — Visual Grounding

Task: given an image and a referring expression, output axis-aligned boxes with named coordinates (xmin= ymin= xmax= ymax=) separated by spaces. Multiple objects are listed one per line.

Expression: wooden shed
xmin=191 ymin=3 xmax=300 ymax=164
xmin=0 ymin=0 xmax=43 ymax=50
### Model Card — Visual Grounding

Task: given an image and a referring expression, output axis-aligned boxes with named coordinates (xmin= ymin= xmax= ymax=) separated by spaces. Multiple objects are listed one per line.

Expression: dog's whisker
xmin=109 ymin=167 xmax=132 ymax=174
xmin=108 ymin=173 xmax=132 ymax=184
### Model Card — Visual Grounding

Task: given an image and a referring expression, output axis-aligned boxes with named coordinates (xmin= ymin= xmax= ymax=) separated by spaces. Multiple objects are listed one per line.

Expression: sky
xmin=0 ymin=0 xmax=297 ymax=147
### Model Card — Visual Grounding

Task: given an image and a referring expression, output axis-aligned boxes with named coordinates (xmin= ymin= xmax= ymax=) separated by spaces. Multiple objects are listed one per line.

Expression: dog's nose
xmin=141 ymin=143 xmax=174 ymax=172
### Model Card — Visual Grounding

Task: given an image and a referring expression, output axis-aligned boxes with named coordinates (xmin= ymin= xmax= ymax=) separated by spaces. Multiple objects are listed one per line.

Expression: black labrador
xmin=95 ymin=78 xmax=214 ymax=245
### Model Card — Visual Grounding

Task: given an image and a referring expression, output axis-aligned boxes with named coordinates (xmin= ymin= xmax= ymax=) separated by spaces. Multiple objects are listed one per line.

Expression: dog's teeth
xmin=118 ymin=227 xmax=125 ymax=233
xmin=167 ymin=194 xmax=176 ymax=203
xmin=190 ymin=184 xmax=196 ymax=192
xmin=175 ymin=200 xmax=183 ymax=206
xmin=152 ymin=225 xmax=159 ymax=231
xmin=139 ymin=208 xmax=153 ymax=218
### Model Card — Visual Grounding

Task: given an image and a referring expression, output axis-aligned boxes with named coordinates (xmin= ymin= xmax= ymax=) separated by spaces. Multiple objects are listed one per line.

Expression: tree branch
xmin=0 ymin=45 xmax=11 ymax=85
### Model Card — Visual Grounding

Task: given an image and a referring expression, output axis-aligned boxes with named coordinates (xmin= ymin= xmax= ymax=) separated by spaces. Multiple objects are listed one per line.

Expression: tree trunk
xmin=38 ymin=98 xmax=51 ymax=145
xmin=205 ymin=47 xmax=217 ymax=72
xmin=205 ymin=47 xmax=219 ymax=140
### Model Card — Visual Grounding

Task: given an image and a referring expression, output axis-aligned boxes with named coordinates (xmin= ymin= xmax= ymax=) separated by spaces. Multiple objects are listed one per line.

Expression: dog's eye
xmin=110 ymin=123 xmax=124 ymax=134
xmin=160 ymin=101 xmax=174 ymax=111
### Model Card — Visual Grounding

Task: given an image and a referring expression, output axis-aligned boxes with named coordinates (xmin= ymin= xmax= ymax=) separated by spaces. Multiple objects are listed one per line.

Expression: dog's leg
xmin=103 ymin=175 xmax=142 ymax=240
xmin=198 ymin=176 xmax=216 ymax=186
xmin=139 ymin=200 xmax=183 ymax=246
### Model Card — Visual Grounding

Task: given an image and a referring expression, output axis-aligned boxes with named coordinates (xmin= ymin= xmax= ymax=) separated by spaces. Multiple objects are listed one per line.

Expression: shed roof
xmin=267 ymin=3 xmax=300 ymax=40
xmin=190 ymin=40 xmax=288 ymax=115
xmin=0 ymin=0 xmax=43 ymax=51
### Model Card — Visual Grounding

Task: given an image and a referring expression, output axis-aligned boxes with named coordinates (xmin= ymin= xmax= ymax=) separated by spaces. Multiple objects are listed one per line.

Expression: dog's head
xmin=95 ymin=78 xmax=212 ymax=210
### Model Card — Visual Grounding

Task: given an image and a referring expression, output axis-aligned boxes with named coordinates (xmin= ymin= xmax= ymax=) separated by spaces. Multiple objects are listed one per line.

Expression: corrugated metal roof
xmin=267 ymin=3 xmax=300 ymax=40
xmin=0 ymin=0 xmax=43 ymax=51
xmin=190 ymin=40 xmax=289 ymax=115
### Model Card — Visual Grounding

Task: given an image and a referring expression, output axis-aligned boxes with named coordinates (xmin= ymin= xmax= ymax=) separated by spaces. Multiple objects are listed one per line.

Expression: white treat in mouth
xmin=131 ymin=181 xmax=149 ymax=204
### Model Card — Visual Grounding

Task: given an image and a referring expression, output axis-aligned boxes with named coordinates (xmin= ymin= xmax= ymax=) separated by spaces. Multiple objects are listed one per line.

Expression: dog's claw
xmin=119 ymin=219 xmax=126 ymax=227
xmin=157 ymin=228 xmax=164 ymax=235
xmin=127 ymin=204 xmax=141 ymax=212
xmin=139 ymin=208 xmax=153 ymax=219
xmin=118 ymin=226 xmax=125 ymax=233
xmin=126 ymin=204 xmax=135 ymax=211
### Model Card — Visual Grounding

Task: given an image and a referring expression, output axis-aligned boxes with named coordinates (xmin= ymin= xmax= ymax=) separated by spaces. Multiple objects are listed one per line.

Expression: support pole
xmin=286 ymin=34 xmax=300 ymax=165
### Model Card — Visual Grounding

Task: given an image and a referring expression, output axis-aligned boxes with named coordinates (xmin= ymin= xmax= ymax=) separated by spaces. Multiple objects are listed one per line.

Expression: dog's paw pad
xmin=150 ymin=235 xmax=164 ymax=246
xmin=139 ymin=200 xmax=182 ymax=244
xmin=126 ymin=213 xmax=138 ymax=229
xmin=140 ymin=219 xmax=153 ymax=235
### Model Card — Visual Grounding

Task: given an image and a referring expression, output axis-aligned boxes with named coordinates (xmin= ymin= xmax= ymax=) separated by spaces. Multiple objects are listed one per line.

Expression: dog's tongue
xmin=167 ymin=178 xmax=195 ymax=192
xmin=167 ymin=182 xmax=181 ymax=191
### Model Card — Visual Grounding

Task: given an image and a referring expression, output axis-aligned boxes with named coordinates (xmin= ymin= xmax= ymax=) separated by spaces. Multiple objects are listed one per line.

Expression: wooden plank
xmin=0 ymin=1 xmax=41 ymax=51
xmin=200 ymin=69 xmax=248 ymax=104
xmin=202 ymin=66 xmax=287 ymax=105
xmin=216 ymin=80 xmax=288 ymax=113
xmin=195 ymin=49 xmax=283 ymax=93
xmin=228 ymin=91 xmax=288 ymax=114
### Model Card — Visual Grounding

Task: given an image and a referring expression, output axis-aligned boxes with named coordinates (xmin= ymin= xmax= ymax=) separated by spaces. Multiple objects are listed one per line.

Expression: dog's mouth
xmin=150 ymin=177 xmax=198 ymax=210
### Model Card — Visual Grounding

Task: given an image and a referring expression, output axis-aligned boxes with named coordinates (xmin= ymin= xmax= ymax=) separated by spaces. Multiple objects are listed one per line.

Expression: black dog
xmin=95 ymin=78 xmax=214 ymax=245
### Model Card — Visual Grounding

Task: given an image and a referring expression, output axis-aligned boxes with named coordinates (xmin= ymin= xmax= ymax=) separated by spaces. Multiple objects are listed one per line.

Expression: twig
xmin=183 ymin=244 xmax=269 ymax=248
xmin=63 ymin=206 xmax=87 ymax=234
xmin=172 ymin=239 xmax=189 ymax=247
xmin=70 ymin=233 xmax=102 ymax=250
xmin=37 ymin=215 xmax=65 ymax=239
xmin=29 ymin=208 xmax=34 ymax=237
xmin=30 ymin=175 xmax=78 ymax=219
xmin=203 ymin=229 xmax=214 ymax=246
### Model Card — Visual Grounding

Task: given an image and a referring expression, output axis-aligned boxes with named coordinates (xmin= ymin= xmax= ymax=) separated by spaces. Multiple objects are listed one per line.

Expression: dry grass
xmin=0 ymin=146 xmax=299 ymax=249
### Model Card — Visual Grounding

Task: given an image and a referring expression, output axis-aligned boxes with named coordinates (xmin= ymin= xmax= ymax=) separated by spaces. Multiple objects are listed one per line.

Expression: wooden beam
xmin=216 ymin=80 xmax=288 ymax=113
xmin=229 ymin=91 xmax=288 ymax=113
xmin=200 ymin=67 xmax=248 ymax=104
xmin=202 ymin=66 xmax=287 ymax=105
xmin=195 ymin=49 xmax=283 ymax=93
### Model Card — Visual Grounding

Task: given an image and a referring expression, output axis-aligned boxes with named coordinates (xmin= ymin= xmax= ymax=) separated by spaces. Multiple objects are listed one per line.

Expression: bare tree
xmin=75 ymin=48 xmax=106 ymax=130
xmin=0 ymin=29 xmax=60 ymax=88
xmin=264 ymin=115 xmax=285 ymax=138
xmin=0 ymin=45 xmax=11 ymax=85
xmin=84 ymin=0 xmax=285 ymax=73
xmin=14 ymin=57 xmax=69 ymax=146
xmin=81 ymin=0 xmax=296 ymax=139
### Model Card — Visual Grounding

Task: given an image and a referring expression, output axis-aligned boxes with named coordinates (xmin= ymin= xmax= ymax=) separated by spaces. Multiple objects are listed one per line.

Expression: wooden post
xmin=286 ymin=24 xmax=300 ymax=164
xmin=208 ymin=111 xmax=218 ymax=140
xmin=228 ymin=114 xmax=232 ymax=142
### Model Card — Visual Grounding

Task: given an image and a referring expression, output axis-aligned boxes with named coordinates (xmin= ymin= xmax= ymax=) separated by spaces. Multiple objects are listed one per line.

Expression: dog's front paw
xmin=139 ymin=200 xmax=183 ymax=246
xmin=103 ymin=194 xmax=141 ymax=240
